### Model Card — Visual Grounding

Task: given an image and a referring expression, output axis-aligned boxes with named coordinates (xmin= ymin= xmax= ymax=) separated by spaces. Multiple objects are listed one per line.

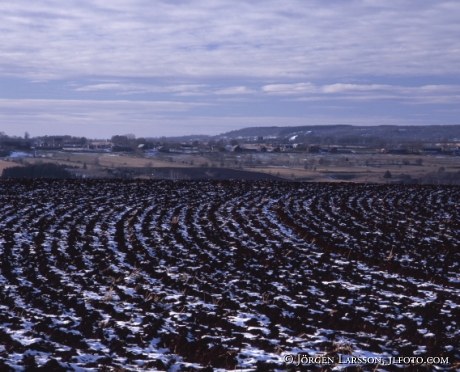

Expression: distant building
xmin=63 ymin=140 xmax=85 ymax=148
xmin=90 ymin=141 xmax=112 ymax=149
xmin=387 ymin=148 xmax=407 ymax=154
xmin=157 ymin=146 xmax=170 ymax=153
xmin=112 ymin=145 xmax=134 ymax=152
xmin=307 ymin=145 xmax=320 ymax=153
xmin=336 ymin=148 xmax=353 ymax=154
xmin=423 ymin=146 xmax=442 ymax=154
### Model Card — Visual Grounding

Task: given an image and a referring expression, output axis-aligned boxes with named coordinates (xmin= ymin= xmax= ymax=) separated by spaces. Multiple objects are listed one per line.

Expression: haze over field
xmin=1 ymin=1 xmax=460 ymax=137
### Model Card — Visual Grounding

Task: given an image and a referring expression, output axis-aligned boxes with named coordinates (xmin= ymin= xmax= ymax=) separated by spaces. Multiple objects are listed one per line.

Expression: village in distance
xmin=1 ymin=124 xmax=460 ymax=185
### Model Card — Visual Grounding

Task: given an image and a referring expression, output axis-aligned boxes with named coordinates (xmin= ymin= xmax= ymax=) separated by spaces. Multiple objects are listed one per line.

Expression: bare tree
xmin=383 ymin=170 xmax=392 ymax=179
xmin=124 ymin=133 xmax=136 ymax=140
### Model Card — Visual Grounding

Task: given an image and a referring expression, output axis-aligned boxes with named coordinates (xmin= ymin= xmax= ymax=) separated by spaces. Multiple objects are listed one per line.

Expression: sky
xmin=0 ymin=0 xmax=459 ymax=138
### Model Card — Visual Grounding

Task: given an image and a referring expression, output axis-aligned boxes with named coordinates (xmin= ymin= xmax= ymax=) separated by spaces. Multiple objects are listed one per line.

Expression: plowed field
xmin=0 ymin=180 xmax=459 ymax=371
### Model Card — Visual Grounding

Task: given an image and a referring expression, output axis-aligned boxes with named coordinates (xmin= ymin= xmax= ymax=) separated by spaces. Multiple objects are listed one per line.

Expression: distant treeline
xmin=394 ymin=169 xmax=460 ymax=185
xmin=420 ymin=170 xmax=460 ymax=185
xmin=2 ymin=163 xmax=74 ymax=179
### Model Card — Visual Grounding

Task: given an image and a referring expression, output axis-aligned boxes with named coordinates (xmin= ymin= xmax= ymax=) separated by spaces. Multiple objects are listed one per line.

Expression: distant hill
xmin=214 ymin=124 xmax=460 ymax=142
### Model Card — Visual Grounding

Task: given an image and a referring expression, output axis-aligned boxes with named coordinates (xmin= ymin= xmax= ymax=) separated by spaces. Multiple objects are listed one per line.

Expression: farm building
xmin=387 ymin=148 xmax=407 ymax=154
xmin=423 ymin=146 xmax=443 ymax=154
xmin=112 ymin=145 xmax=134 ymax=152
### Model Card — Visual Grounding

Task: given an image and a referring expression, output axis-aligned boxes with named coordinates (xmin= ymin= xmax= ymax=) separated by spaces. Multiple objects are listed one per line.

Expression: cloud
xmin=76 ymin=84 xmax=125 ymax=92
xmin=261 ymin=82 xmax=460 ymax=105
xmin=1 ymin=1 xmax=459 ymax=136
xmin=320 ymin=84 xmax=391 ymax=94
xmin=214 ymin=86 xmax=256 ymax=95
xmin=0 ymin=98 xmax=204 ymax=112
xmin=262 ymin=83 xmax=317 ymax=95
xmin=0 ymin=1 xmax=459 ymax=81
xmin=72 ymin=81 xmax=460 ymax=106
xmin=75 ymin=83 xmax=209 ymax=95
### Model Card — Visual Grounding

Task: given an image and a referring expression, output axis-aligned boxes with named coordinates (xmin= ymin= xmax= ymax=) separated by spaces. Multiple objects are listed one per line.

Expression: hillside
xmin=216 ymin=124 xmax=460 ymax=142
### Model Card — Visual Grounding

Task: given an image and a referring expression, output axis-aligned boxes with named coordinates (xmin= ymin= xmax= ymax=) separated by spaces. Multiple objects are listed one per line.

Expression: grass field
xmin=2 ymin=150 xmax=459 ymax=182
xmin=0 ymin=159 xmax=23 ymax=173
